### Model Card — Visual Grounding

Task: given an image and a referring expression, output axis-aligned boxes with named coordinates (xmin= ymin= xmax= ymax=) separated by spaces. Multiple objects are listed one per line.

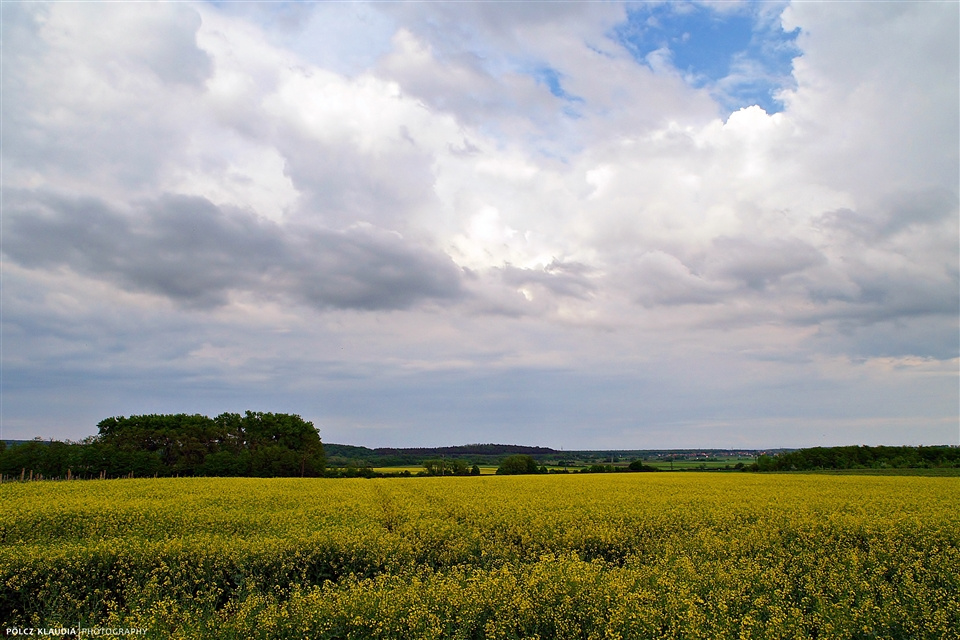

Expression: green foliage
xmin=0 ymin=412 xmax=324 ymax=479
xmin=628 ymin=459 xmax=657 ymax=472
xmin=760 ymin=445 xmax=960 ymax=472
xmin=496 ymin=454 xmax=542 ymax=475
xmin=757 ymin=454 xmax=777 ymax=472
xmin=423 ymin=459 xmax=471 ymax=476
xmin=582 ymin=464 xmax=615 ymax=473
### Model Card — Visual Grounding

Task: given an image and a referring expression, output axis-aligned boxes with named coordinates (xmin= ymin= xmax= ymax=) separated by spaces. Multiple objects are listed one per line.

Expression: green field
xmin=371 ymin=466 xmax=501 ymax=475
xmin=2 ymin=474 xmax=958 ymax=638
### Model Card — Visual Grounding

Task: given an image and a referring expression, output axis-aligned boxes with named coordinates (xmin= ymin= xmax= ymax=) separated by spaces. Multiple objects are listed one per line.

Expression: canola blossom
xmin=1 ymin=473 xmax=957 ymax=638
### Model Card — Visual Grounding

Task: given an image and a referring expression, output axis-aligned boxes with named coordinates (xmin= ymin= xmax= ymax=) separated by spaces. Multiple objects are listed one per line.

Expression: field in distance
xmin=372 ymin=466 xmax=501 ymax=475
xmin=2 ymin=473 xmax=957 ymax=639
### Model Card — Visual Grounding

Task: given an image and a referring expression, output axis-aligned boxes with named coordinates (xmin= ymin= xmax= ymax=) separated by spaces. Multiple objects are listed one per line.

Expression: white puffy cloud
xmin=781 ymin=1 xmax=959 ymax=196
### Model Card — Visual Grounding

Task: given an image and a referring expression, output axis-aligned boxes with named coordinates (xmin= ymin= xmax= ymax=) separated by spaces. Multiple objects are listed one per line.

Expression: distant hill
xmin=374 ymin=444 xmax=557 ymax=456
xmin=323 ymin=443 xmax=377 ymax=458
xmin=323 ymin=443 xmax=557 ymax=467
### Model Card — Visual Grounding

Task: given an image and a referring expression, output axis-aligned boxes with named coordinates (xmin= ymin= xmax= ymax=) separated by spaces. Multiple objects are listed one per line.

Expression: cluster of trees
xmin=495 ymin=455 xmax=659 ymax=475
xmin=757 ymin=445 xmax=960 ymax=471
xmin=582 ymin=460 xmax=658 ymax=473
xmin=496 ymin=454 xmax=546 ymax=475
xmin=422 ymin=459 xmax=481 ymax=476
xmin=0 ymin=412 xmax=325 ymax=479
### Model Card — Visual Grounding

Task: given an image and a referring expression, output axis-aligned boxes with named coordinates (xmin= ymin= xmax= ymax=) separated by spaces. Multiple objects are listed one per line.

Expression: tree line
xmin=0 ymin=412 xmax=325 ymax=479
xmin=492 ymin=454 xmax=657 ymax=475
xmin=5 ymin=428 xmax=955 ymax=481
xmin=755 ymin=445 xmax=960 ymax=471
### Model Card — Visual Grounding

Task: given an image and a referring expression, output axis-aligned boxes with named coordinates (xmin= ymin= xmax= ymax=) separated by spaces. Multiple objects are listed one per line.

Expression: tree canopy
xmin=0 ymin=412 xmax=325 ymax=479
xmin=496 ymin=454 xmax=543 ymax=475
xmin=758 ymin=445 xmax=960 ymax=471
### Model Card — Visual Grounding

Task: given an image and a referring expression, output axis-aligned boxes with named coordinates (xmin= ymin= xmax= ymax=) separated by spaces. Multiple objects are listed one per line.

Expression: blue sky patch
xmin=532 ymin=65 xmax=585 ymax=104
xmin=615 ymin=2 xmax=800 ymax=114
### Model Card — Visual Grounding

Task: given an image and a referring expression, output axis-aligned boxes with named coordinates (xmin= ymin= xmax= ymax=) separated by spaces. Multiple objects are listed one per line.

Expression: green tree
xmin=424 ymin=459 xmax=469 ymax=476
xmin=200 ymin=450 xmax=250 ymax=477
xmin=496 ymin=454 xmax=541 ymax=475
xmin=236 ymin=412 xmax=325 ymax=475
xmin=628 ymin=459 xmax=656 ymax=472
xmin=756 ymin=455 xmax=776 ymax=472
xmin=94 ymin=411 xmax=325 ymax=477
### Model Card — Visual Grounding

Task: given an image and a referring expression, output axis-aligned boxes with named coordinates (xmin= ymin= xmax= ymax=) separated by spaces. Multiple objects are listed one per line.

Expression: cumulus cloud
xmin=781 ymin=1 xmax=959 ymax=195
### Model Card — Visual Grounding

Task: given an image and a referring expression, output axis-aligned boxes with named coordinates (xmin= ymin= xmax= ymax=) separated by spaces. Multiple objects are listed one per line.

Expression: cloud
xmin=499 ymin=260 xmax=597 ymax=301
xmin=4 ymin=190 xmax=465 ymax=311
xmin=3 ymin=1 xmax=956 ymax=446
xmin=629 ymin=251 xmax=728 ymax=307
xmin=780 ymin=0 xmax=959 ymax=196
xmin=2 ymin=2 xmax=212 ymax=194
xmin=817 ymin=188 xmax=958 ymax=240
xmin=703 ymin=236 xmax=824 ymax=290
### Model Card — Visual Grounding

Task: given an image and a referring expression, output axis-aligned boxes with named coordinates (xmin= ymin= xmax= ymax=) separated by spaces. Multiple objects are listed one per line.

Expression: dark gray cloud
xmin=629 ymin=251 xmax=727 ymax=307
xmin=803 ymin=264 xmax=959 ymax=330
xmin=4 ymin=190 xmax=465 ymax=311
xmin=498 ymin=259 xmax=597 ymax=300
xmin=626 ymin=237 xmax=824 ymax=307
xmin=804 ymin=188 xmax=959 ymax=328
xmin=703 ymin=236 xmax=825 ymax=290
xmin=816 ymin=187 xmax=958 ymax=240
xmin=811 ymin=316 xmax=959 ymax=361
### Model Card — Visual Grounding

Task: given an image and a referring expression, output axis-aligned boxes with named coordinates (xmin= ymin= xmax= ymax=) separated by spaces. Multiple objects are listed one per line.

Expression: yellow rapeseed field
xmin=1 ymin=473 xmax=957 ymax=639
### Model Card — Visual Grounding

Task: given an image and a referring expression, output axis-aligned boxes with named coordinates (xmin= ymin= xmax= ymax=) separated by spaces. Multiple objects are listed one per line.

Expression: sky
xmin=2 ymin=0 xmax=958 ymax=450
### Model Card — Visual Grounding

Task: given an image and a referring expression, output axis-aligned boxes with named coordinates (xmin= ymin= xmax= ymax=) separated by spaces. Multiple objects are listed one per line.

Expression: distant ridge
xmin=374 ymin=443 xmax=557 ymax=456
xmin=323 ymin=443 xmax=557 ymax=458
xmin=322 ymin=443 xmax=559 ymax=466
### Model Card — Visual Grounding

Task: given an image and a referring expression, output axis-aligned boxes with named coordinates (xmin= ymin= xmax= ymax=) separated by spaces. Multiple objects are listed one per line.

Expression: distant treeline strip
xmin=323 ymin=443 xmax=559 ymax=468
xmin=0 ymin=412 xmax=325 ymax=480
xmin=2 ymin=432 xmax=958 ymax=481
xmin=755 ymin=445 xmax=960 ymax=471
xmin=376 ymin=444 xmax=557 ymax=456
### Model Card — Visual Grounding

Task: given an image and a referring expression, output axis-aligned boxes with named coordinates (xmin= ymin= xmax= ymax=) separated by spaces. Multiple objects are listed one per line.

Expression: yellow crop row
xmin=1 ymin=473 xmax=957 ymax=638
